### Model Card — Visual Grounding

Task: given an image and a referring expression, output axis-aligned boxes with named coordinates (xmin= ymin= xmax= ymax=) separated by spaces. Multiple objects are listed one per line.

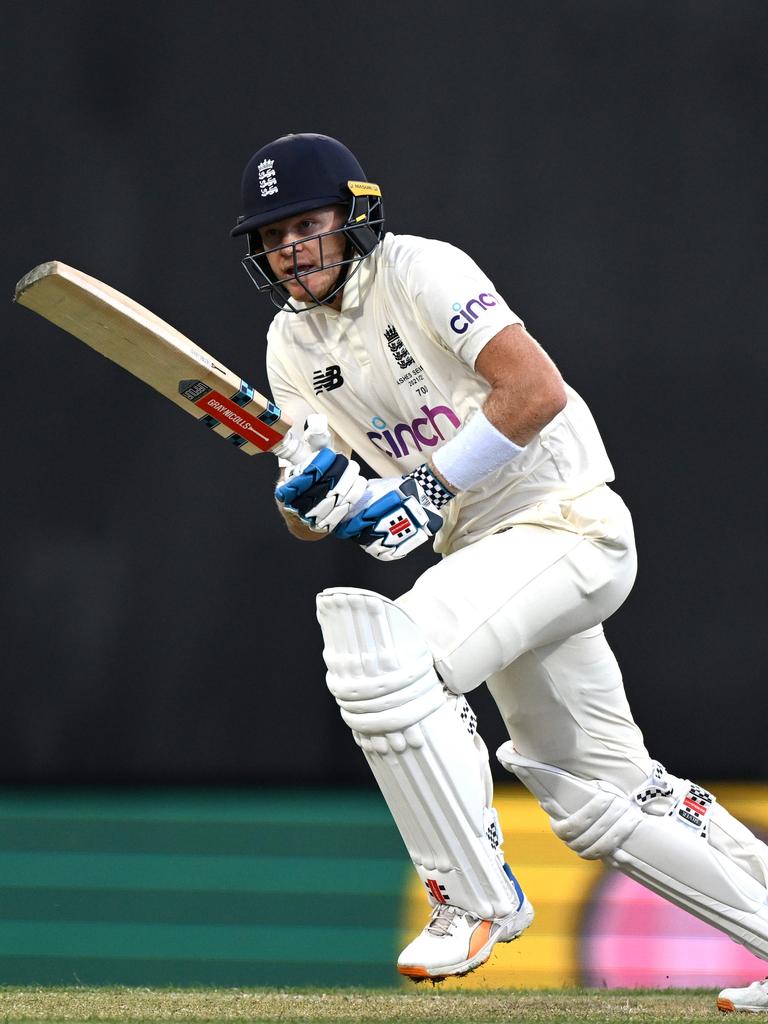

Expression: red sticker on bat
xmin=194 ymin=390 xmax=283 ymax=450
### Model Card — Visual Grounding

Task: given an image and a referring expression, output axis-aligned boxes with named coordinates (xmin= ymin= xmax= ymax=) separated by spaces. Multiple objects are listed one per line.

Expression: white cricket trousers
xmin=396 ymin=484 xmax=655 ymax=794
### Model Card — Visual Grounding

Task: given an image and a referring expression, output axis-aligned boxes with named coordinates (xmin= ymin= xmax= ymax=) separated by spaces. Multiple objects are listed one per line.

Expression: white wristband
xmin=432 ymin=409 xmax=525 ymax=491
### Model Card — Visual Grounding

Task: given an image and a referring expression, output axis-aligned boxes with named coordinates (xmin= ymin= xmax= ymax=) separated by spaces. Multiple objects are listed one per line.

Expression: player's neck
xmin=327 ymin=289 xmax=344 ymax=312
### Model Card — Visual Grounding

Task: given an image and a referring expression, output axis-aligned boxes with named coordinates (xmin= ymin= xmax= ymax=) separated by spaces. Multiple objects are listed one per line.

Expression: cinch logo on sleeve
xmin=449 ymin=292 xmax=498 ymax=334
xmin=366 ymin=404 xmax=461 ymax=459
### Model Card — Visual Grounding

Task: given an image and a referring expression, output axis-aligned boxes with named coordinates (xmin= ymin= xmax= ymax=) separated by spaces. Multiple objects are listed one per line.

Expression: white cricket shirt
xmin=266 ymin=233 xmax=614 ymax=553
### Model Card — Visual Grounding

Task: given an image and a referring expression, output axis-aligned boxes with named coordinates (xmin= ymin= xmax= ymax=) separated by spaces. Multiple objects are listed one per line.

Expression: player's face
xmin=259 ymin=206 xmax=347 ymax=306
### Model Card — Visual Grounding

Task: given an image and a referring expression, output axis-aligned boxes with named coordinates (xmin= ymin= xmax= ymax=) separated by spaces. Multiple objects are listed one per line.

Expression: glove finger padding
xmin=275 ymin=449 xmax=368 ymax=533
xmin=275 ymin=449 xmax=348 ymax=517
xmin=302 ymin=460 xmax=368 ymax=533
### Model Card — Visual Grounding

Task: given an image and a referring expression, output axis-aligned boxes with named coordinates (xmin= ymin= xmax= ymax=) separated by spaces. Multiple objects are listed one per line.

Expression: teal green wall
xmin=0 ymin=790 xmax=409 ymax=986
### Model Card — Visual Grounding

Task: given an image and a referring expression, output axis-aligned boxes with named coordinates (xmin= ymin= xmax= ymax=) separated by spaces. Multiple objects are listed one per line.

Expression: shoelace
xmin=426 ymin=905 xmax=460 ymax=937
xmin=426 ymin=905 xmax=481 ymax=937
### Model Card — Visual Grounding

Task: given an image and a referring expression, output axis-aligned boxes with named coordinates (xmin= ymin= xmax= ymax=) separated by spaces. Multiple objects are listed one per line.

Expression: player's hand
xmin=333 ymin=469 xmax=452 ymax=561
xmin=275 ymin=447 xmax=368 ymax=534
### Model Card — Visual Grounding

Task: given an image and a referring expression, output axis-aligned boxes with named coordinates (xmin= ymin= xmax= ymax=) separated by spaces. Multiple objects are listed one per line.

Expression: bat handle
xmin=271 ymin=413 xmax=332 ymax=466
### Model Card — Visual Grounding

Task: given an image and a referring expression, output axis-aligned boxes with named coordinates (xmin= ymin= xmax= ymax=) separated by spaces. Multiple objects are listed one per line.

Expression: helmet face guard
xmin=240 ymin=189 xmax=384 ymax=312
xmin=232 ymin=134 xmax=385 ymax=312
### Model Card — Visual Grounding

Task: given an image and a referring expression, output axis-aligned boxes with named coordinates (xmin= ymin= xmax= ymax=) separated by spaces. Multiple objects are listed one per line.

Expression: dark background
xmin=2 ymin=1 xmax=765 ymax=785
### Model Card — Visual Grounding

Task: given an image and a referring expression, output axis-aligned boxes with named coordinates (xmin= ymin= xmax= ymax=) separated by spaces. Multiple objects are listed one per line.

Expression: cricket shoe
xmin=397 ymin=897 xmax=535 ymax=981
xmin=718 ymin=979 xmax=768 ymax=1013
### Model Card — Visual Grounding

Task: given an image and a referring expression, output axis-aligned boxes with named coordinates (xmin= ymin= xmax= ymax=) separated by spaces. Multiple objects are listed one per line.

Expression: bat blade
xmin=14 ymin=261 xmax=291 ymax=454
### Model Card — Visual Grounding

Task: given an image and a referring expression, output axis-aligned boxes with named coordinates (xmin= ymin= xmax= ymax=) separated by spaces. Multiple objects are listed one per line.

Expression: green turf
xmin=0 ymin=790 xmax=409 ymax=988
xmin=0 ymin=986 xmax=724 ymax=1023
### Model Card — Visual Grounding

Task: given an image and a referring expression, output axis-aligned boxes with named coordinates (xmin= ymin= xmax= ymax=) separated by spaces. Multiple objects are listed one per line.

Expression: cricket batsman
xmin=232 ymin=133 xmax=768 ymax=1012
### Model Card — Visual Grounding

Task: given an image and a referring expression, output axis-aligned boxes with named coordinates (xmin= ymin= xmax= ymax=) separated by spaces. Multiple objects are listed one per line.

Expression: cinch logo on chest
xmin=367 ymin=404 xmax=460 ymax=459
xmin=383 ymin=324 xmax=414 ymax=369
xmin=313 ymin=365 xmax=344 ymax=394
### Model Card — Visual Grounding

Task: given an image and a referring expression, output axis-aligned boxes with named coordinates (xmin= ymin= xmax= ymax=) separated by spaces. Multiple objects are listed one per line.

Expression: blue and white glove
xmin=276 ymin=444 xmax=455 ymax=559
xmin=275 ymin=447 xmax=369 ymax=534
xmin=334 ymin=464 xmax=455 ymax=561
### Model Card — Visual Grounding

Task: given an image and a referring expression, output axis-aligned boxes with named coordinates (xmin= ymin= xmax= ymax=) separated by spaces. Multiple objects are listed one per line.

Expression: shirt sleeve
xmin=404 ymin=241 xmax=523 ymax=369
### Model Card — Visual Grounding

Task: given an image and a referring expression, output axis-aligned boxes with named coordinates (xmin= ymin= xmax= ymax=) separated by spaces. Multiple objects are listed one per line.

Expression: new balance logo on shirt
xmin=313 ymin=365 xmax=344 ymax=394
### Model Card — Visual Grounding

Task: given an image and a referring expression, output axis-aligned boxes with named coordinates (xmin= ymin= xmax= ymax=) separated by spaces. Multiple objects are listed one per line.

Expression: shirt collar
xmin=289 ymin=243 xmax=380 ymax=320
xmin=337 ymin=246 xmax=377 ymax=316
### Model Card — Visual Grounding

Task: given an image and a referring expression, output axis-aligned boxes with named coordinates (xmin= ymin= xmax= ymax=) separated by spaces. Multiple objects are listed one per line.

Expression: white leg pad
xmin=498 ymin=742 xmax=768 ymax=959
xmin=317 ymin=587 xmax=522 ymax=919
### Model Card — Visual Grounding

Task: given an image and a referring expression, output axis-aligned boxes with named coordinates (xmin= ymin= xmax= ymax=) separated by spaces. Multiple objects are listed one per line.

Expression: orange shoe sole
xmin=398 ymin=965 xmax=431 ymax=980
xmin=398 ymin=953 xmax=491 ymax=983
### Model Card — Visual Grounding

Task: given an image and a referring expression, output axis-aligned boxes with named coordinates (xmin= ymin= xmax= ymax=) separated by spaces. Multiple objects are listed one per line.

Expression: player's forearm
xmin=472 ymin=324 xmax=566 ymax=444
xmin=479 ymin=335 xmax=566 ymax=444
xmin=482 ymin=373 xmax=566 ymax=445
xmin=428 ymin=337 xmax=566 ymax=494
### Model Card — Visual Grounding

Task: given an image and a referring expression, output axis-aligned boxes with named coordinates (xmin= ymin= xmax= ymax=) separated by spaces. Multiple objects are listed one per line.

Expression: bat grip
xmin=271 ymin=413 xmax=332 ymax=466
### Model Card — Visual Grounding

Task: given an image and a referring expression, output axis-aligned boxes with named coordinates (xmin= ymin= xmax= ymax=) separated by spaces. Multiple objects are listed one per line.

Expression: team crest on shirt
xmin=383 ymin=324 xmax=415 ymax=370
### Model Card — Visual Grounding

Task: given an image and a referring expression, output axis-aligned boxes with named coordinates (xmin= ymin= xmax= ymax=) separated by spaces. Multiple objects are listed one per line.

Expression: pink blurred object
xmin=582 ymin=871 xmax=766 ymax=987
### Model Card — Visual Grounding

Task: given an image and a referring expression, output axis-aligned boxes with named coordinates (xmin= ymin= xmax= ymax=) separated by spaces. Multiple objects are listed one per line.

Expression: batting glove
xmin=334 ymin=464 xmax=455 ymax=561
xmin=275 ymin=447 xmax=368 ymax=534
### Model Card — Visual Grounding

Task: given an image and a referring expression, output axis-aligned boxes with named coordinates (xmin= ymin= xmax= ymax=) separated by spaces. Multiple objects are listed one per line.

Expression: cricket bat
xmin=14 ymin=261 xmax=301 ymax=459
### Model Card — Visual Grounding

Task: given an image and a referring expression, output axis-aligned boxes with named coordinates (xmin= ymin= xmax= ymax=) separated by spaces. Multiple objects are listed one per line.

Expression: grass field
xmin=0 ymin=986 xmax=726 ymax=1024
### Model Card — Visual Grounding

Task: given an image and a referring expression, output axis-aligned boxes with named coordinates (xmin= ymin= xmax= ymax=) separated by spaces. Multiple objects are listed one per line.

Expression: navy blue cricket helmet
xmin=232 ymin=133 xmax=385 ymax=311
